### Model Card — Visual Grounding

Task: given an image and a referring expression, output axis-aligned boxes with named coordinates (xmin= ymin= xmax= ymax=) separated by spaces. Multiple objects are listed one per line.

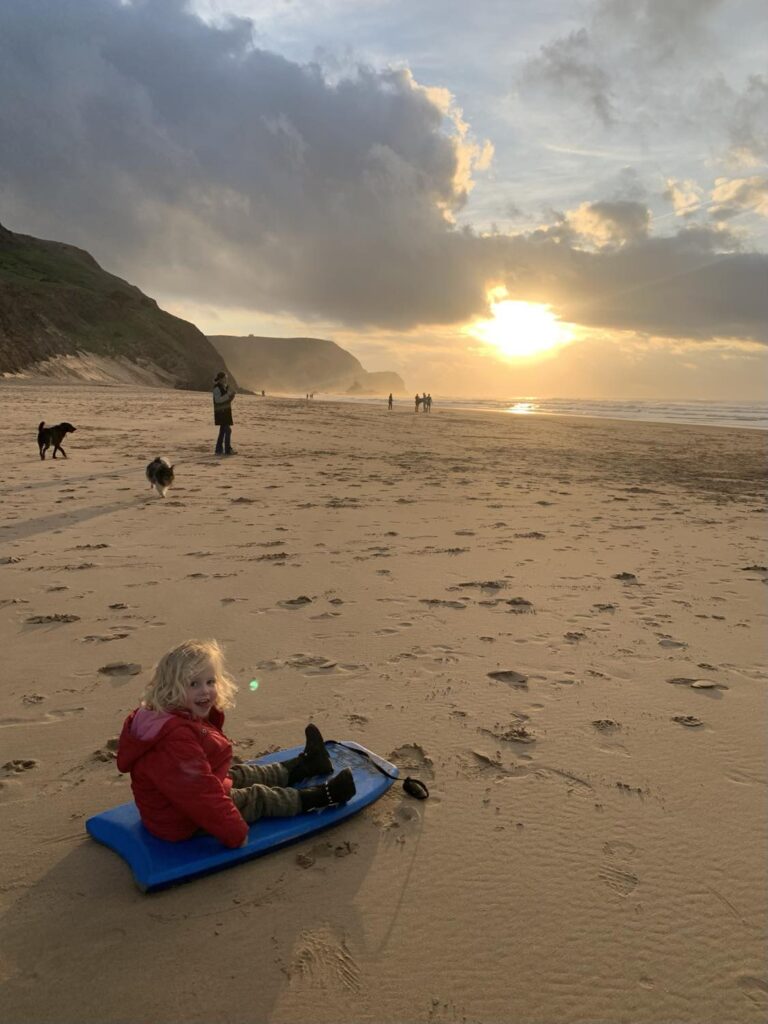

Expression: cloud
xmin=528 ymin=226 xmax=768 ymax=343
xmin=518 ymin=0 xmax=768 ymax=165
xmin=565 ymin=200 xmax=650 ymax=247
xmin=711 ymin=175 xmax=768 ymax=219
xmin=725 ymin=74 xmax=768 ymax=167
xmin=520 ymin=27 xmax=617 ymax=127
xmin=0 ymin=0 xmax=491 ymax=327
xmin=663 ymin=179 xmax=705 ymax=218
xmin=0 ymin=0 xmax=766 ymax=349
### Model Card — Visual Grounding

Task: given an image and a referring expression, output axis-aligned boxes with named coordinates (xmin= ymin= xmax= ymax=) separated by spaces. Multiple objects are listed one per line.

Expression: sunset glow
xmin=466 ymin=298 xmax=575 ymax=360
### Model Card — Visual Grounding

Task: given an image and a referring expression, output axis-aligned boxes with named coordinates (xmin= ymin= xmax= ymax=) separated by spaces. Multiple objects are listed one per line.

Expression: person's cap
xmin=214 ymin=371 xmax=226 ymax=380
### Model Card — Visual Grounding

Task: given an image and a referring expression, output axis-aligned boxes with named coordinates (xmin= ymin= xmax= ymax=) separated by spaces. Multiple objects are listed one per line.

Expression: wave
xmin=327 ymin=394 xmax=768 ymax=430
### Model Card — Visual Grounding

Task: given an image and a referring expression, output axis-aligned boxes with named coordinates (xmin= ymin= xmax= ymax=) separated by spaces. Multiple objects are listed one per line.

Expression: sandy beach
xmin=0 ymin=380 xmax=766 ymax=1024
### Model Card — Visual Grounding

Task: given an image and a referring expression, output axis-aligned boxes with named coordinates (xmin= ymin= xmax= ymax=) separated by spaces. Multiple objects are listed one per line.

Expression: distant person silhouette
xmin=388 ymin=393 xmax=393 ymax=411
xmin=212 ymin=371 xmax=236 ymax=456
xmin=426 ymin=393 xmax=432 ymax=413
xmin=422 ymin=392 xmax=428 ymax=412
xmin=415 ymin=393 xmax=421 ymax=412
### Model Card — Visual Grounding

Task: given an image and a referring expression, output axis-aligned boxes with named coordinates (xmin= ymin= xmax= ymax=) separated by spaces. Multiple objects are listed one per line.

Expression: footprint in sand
xmin=295 ymin=839 xmax=358 ymax=869
xmin=487 ymin=669 xmax=529 ymax=689
xmin=0 ymin=706 xmax=85 ymax=728
xmin=388 ymin=743 xmax=435 ymax=778
xmin=452 ymin=580 xmax=509 ymax=593
xmin=26 ymin=613 xmax=80 ymax=624
xmin=599 ymin=862 xmax=639 ymax=897
xmin=599 ymin=842 xmax=640 ymax=896
xmin=593 ymin=720 xmax=621 ymax=733
xmin=1 ymin=759 xmax=38 ymax=774
xmin=658 ymin=635 xmax=687 ymax=648
xmin=92 ymin=738 xmax=119 ymax=762
xmin=279 ymin=595 xmax=313 ymax=608
xmin=667 ymin=677 xmax=727 ymax=695
xmin=462 ymin=750 xmax=527 ymax=780
xmin=672 ymin=715 xmax=703 ymax=727
xmin=287 ymin=925 xmax=360 ymax=992
xmin=613 ymin=572 xmax=637 ymax=582
xmin=483 ymin=723 xmax=536 ymax=744
xmin=98 ymin=662 xmax=142 ymax=677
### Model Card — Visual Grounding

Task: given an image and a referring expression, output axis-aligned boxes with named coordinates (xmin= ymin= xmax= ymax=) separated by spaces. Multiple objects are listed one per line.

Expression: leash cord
xmin=325 ymin=739 xmax=430 ymax=800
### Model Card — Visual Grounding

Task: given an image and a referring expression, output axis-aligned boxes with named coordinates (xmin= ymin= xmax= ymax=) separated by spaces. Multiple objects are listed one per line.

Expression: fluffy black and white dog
xmin=145 ymin=457 xmax=175 ymax=498
xmin=38 ymin=421 xmax=76 ymax=460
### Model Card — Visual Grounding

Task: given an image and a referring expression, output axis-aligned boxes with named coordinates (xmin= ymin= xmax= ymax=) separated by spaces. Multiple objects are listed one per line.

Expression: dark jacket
xmin=212 ymin=382 xmax=234 ymax=426
xmin=116 ymin=705 xmax=248 ymax=848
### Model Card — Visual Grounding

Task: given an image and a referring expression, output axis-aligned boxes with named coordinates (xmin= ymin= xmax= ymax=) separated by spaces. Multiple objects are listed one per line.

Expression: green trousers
xmin=228 ymin=761 xmax=301 ymax=822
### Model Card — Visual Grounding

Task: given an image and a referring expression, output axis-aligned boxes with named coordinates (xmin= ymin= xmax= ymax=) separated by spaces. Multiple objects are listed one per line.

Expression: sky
xmin=1 ymin=0 xmax=767 ymax=399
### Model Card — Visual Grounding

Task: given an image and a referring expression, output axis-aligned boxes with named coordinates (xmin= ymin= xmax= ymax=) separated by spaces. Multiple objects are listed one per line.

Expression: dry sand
xmin=0 ymin=381 xmax=766 ymax=1024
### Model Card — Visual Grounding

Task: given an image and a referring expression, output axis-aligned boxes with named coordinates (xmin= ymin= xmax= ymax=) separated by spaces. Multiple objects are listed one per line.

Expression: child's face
xmin=182 ymin=657 xmax=219 ymax=719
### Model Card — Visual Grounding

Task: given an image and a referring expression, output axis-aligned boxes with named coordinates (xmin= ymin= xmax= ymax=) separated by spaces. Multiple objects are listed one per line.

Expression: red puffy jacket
xmin=116 ymin=705 xmax=248 ymax=848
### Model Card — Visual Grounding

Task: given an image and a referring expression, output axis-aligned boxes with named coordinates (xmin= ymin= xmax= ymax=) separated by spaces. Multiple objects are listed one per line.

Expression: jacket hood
xmin=116 ymin=705 xmax=225 ymax=772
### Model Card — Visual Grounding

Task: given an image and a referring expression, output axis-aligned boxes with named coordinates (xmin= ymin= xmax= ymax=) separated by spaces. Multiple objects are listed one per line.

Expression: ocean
xmin=327 ymin=394 xmax=768 ymax=430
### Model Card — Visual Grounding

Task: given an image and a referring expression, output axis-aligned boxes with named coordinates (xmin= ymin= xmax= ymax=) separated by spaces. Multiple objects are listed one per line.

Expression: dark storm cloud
xmin=0 ymin=0 xmax=489 ymax=326
xmin=0 ymin=0 xmax=766 ymax=344
xmin=492 ymin=224 xmax=768 ymax=343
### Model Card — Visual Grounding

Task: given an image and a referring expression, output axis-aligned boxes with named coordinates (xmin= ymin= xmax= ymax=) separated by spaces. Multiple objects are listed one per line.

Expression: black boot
xmin=283 ymin=724 xmax=334 ymax=785
xmin=299 ymin=768 xmax=356 ymax=811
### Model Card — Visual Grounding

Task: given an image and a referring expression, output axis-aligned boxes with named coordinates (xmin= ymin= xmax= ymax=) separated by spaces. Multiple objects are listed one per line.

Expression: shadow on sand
xmin=0 ymin=802 xmax=410 ymax=1023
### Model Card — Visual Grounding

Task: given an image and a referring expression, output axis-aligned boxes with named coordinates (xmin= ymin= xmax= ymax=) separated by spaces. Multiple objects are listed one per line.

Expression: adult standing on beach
xmin=388 ymin=393 xmax=393 ymax=411
xmin=212 ymin=371 xmax=236 ymax=456
xmin=415 ymin=393 xmax=421 ymax=412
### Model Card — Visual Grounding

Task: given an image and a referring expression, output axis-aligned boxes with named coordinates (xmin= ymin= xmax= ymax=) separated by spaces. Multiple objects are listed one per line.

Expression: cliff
xmin=0 ymin=222 xmax=226 ymax=389
xmin=208 ymin=335 xmax=406 ymax=395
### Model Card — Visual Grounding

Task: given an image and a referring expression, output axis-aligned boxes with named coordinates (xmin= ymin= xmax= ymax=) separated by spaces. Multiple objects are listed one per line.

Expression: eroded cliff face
xmin=208 ymin=335 xmax=406 ymax=395
xmin=0 ymin=223 xmax=228 ymax=390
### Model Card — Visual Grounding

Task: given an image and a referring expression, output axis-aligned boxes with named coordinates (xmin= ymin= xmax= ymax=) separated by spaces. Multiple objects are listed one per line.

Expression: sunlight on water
xmin=506 ymin=401 xmax=536 ymax=415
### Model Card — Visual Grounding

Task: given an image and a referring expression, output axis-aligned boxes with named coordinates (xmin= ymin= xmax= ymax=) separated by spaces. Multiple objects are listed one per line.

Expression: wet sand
xmin=1 ymin=381 xmax=766 ymax=1024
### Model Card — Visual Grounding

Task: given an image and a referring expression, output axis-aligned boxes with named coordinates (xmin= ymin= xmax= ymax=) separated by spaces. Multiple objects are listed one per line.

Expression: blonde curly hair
xmin=142 ymin=639 xmax=237 ymax=712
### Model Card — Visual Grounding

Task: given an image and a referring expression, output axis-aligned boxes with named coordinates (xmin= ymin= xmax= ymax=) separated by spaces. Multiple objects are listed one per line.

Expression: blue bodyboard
xmin=86 ymin=740 xmax=397 ymax=892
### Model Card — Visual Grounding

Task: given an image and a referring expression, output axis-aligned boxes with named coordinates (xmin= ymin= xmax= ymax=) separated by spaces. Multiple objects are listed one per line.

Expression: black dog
xmin=145 ymin=456 xmax=175 ymax=498
xmin=38 ymin=421 xmax=76 ymax=460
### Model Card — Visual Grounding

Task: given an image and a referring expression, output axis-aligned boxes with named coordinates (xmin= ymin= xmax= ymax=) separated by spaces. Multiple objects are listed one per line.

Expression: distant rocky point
xmin=208 ymin=335 xmax=405 ymax=396
xmin=0 ymin=222 xmax=226 ymax=390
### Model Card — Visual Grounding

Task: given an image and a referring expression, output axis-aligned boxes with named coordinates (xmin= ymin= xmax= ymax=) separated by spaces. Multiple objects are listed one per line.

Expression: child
xmin=116 ymin=639 xmax=356 ymax=848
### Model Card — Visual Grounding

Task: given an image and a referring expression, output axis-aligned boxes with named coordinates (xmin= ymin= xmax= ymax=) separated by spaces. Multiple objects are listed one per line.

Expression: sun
xmin=465 ymin=294 xmax=575 ymax=360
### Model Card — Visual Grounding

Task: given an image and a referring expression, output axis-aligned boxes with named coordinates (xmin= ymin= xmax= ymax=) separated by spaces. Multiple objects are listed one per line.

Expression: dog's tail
xmin=38 ymin=421 xmax=45 ymax=431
